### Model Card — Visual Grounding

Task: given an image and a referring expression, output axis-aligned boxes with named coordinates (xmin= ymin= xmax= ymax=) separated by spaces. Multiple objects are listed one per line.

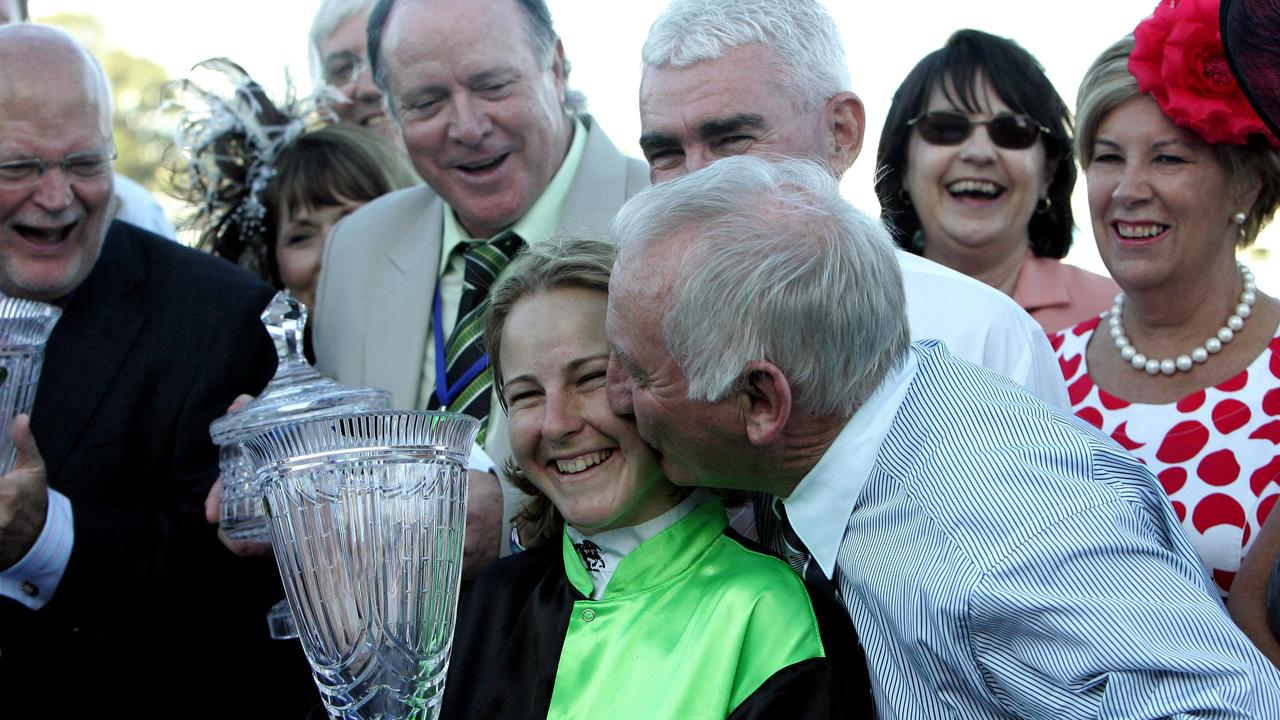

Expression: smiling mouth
xmin=946 ymin=179 xmax=1004 ymax=199
xmin=555 ymin=449 xmax=614 ymax=475
xmin=456 ymin=153 xmax=510 ymax=174
xmin=1113 ymin=221 xmax=1169 ymax=240
xmin=13 ymin=221 xmax=77 ymax=247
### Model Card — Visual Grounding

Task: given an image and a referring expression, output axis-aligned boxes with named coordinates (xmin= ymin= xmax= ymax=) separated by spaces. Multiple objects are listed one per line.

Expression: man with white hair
xmin=0 ymin=24 xmax=312 ymax=714
xmin=606 ymin=154 xmax=1280 ymax=717
xmin=635 ymin=0 xmax=1067 ymax=406
xmin=309 ymin=0 xmax=399 ymax=144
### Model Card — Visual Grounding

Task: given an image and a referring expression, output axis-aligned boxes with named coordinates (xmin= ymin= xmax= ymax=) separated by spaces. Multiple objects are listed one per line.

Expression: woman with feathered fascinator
xmin=171 ymin=58 xmax=418 ymax=310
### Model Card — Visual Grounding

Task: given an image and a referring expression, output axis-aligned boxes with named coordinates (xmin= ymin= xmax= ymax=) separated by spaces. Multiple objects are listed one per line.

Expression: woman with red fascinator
xmin=1054 ymin=0 xmax=1280 ymax=620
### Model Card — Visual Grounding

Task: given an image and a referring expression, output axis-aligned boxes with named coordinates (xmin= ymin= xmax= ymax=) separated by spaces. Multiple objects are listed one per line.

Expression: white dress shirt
xmin=897 ymin=250 xmax=1067 ymax=408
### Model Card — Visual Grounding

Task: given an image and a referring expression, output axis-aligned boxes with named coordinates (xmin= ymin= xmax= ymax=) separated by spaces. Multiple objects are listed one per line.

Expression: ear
xmin=735 ymin=361 xmax=792 ymax=447
xmin=824 ymin=92 xmax=865 ymax=175
xmin=551 ymin=39 xmax=568 ymax=98
xmin=1231 ymin=170 xmax=1263 ymax=223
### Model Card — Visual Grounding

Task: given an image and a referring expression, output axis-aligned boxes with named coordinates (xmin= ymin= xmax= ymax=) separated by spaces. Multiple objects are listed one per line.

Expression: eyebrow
xmin=502 ymin=353 xmax=609 ymax=389
xmin=638 ymin=113 xmax=767 ymax=155
xmin=1094 ymin=138 xmax=1189 ymax=151
xmin=698 ymin=113 xmax=765 ymax=139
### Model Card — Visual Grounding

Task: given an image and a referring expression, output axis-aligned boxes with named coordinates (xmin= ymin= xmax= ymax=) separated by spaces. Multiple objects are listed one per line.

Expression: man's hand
xmin=0 ymin=414 xmax=49 ymax=569
xmin=464 ymin=470 xmax=502 ymax=577
xmin=204 ymin=476 xmax=274 ymax=557
xmin=205 ymin=393 xmax=274 ymax=557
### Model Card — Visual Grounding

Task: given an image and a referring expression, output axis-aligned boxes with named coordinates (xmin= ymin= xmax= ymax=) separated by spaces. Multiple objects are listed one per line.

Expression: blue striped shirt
xmin=777 ymin=341 xmax=1280 ymax=718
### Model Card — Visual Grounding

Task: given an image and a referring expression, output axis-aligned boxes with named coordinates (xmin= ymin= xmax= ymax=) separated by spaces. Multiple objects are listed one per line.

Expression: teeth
xmin=1116 ymin=223 xmax=1166 ymax=238
xmin=460 ymin=156 xmax=502 ymax=171
xmin=946 ymin=179 xmax=1000 ymax=197
xmin=556 ymin=450 xmax=611 ymax=474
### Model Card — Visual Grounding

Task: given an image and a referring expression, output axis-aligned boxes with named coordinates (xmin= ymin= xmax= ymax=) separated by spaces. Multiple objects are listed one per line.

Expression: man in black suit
xmin=0 ymin=25 xmax=312 ymax=714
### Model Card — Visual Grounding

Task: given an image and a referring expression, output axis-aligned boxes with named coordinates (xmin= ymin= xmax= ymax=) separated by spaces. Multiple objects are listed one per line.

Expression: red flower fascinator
xmin=1129 ymin=0 xmax=1280 ymax=147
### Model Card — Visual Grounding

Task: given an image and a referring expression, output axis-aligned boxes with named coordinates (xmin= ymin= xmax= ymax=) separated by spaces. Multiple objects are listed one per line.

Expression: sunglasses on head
xmin=907 ymin=111 xmax=1048 ymax=150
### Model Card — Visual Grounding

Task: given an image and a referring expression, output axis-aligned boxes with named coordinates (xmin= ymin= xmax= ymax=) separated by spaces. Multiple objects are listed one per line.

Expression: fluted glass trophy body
xmin=210 ymin=291 xmax=391 ymax=638
xmin=0 ymin=295 xmax=61 ymax=474
xmin=242 ymin=411 xmax=476 ymax=720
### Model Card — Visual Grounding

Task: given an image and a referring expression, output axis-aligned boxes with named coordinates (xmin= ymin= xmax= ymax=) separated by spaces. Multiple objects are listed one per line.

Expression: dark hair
xmin=258 ymin=124 xmax=418 ymax=286
xmin=368 ymin=0 xmax=560 ymax=107
xmin=874 ymin=29 xmax=1076 ymax=259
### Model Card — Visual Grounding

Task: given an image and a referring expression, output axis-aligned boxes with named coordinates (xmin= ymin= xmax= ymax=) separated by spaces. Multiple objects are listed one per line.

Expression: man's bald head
xmin=0 ymin=24 xmax=113 ymax=138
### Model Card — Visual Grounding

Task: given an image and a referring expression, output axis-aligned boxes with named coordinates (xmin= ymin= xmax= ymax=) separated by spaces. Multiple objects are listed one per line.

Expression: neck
xmin=925 ymin=236 xmax=1027 ymax=297
xmin=1121 ymin=256 xmax=1244 ymax=353
xmin=761 ymin=413 xmax=849 ymax=498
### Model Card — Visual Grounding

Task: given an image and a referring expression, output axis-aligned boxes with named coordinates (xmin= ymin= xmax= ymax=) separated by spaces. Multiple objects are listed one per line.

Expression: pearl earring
xmin=1233 ymin=211 xmax=1247 ymax=225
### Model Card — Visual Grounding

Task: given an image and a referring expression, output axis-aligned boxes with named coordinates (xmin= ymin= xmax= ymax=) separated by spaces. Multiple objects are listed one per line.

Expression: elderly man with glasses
xmin=0 ymin=24 xmax=314 ymax=715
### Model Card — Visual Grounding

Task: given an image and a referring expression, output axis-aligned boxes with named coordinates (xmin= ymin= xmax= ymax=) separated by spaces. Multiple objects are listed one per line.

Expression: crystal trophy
xmin=0 ymin=295 xmax=61 ymax=475
xmin=210 ymin=291 xmax=391 ymax=543
xmin=241 ymin=411 xmax=477 ymax=720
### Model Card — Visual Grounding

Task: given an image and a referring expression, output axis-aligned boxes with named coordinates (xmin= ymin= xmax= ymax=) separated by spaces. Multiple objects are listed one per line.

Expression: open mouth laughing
xmin=946 ymin=179 xmax=1005 ymax=200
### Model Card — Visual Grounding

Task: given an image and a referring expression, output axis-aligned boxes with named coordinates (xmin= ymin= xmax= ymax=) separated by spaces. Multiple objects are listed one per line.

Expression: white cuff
xmin=0 ymin=488 xmax=74 ymax=609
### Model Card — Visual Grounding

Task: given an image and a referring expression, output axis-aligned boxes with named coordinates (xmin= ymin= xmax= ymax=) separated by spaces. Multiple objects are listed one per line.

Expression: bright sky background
xmin=32 ymin=0 xmax=1280 ymax=288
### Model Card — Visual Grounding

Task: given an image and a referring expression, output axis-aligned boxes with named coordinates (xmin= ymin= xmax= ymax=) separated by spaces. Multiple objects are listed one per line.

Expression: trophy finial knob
xmin=262 ymin=290 xmax=308 ymax=362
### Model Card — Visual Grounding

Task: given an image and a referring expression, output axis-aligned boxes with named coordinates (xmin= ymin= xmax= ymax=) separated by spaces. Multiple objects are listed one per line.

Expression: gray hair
xmin=611 ymin=155 xmax=908 ymax=416
xmin=642 ymin=0 xmax=850 ymax=109
xmin=308 ymin=0 xmax=374 ymax=86
xmin=367 ymin=0 xmax=583 ymax=116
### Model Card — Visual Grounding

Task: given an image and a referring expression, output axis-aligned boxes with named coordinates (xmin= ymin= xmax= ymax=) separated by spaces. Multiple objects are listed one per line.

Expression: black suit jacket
xmin=0 ymin=222 xmax=314 ymax=715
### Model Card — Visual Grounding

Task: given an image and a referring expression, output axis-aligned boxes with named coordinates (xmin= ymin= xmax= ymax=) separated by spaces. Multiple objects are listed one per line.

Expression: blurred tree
xmin=42 ymin=12 xmax=174 ymax=192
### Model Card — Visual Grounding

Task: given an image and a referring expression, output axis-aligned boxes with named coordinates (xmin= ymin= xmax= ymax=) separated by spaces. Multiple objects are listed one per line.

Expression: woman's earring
xmin=1036 ymin=197 xmax=1052 ymax=215
xmin=1233 ymin=211 xmax=1248 ymax=225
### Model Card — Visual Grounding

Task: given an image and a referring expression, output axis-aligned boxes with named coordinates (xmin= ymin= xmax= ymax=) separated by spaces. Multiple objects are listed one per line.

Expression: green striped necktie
xmin=430 ymin=231 xmax=524 ymax=445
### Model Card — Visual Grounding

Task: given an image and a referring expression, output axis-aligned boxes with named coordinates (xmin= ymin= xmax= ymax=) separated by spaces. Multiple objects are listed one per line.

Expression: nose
xmin=606 ymin=356 xmax=635 ymax=417
xmin=30 ymin=166 xmax=75 ymax=212
xmin=958 ymin=125 xmax=998 ymax=164
xmin=447 ymin=93 xmax=492 ymax=146
xmin=541 ymin=389 xmax=583 ymax=444
xmin=1111 ymin=163 xmax=1152 ymax=207
xmin=350 ymin=64 xmax=381 ymax=105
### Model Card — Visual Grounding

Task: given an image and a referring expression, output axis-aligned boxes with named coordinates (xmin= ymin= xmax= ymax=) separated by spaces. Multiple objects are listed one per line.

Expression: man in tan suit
xmin=312 ymin=0 xmax=647 ymax=566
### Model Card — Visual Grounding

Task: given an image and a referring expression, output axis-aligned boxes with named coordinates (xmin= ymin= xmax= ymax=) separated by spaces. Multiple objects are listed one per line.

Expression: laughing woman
xmin=876 ymin=30 xmax=1118 ymax=333
xmin=439 ymin=237 xmax=870 ymax=720
xmin=1052 ymin=0 xmax=1280 ymax=603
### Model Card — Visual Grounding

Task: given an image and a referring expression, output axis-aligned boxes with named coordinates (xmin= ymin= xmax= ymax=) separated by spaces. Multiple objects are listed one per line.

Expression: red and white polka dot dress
xmin=1051 ymin=315 xmax=1280 ymax=597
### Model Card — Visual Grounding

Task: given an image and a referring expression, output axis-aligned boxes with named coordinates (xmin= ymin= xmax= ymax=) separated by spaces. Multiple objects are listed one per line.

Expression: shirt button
xmin=20 ymin=581 xmax=38 ymax=597
xmin=581 ymin=609 xmax=596 ymax=622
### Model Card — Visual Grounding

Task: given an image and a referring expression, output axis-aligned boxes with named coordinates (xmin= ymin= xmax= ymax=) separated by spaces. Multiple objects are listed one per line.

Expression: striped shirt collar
xmin=783 ymin=347 xmax=919 ymax=578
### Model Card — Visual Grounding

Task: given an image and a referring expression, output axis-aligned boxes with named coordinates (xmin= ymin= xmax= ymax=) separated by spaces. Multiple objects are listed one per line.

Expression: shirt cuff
xmin=467 ymin=442 xmax=496 ymax=474
xmin=0 ymin=488 xmax=74 ymax=609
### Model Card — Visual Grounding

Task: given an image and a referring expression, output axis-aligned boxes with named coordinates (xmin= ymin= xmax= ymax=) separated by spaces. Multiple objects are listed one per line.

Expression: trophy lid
xmin=210 ymin=291 xmax=391 ymax=445
xmin=0 ymin=294 xmax=62 ymax=349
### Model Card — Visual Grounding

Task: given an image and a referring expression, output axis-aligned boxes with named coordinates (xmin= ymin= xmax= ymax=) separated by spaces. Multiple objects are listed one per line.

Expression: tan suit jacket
xmin=313 ymin=118 xmax=649 ymax=542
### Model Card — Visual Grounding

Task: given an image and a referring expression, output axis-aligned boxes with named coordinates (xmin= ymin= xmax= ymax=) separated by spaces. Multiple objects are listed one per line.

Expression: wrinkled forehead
xmin=0 ymin=38 xmax=111 ymax=139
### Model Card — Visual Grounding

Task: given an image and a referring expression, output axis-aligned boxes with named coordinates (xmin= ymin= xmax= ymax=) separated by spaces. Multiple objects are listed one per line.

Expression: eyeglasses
xmin=0 ymin=149 xmax=117 ymax=190
xmin=321 ymin=51 xmax=370 ymax=88
xmin=907 ymin=111 xmax=1047 ymax=150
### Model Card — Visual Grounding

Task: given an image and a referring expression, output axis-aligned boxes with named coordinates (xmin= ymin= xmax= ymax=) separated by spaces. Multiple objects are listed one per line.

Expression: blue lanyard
xmin=433 ymin=285 xmax=490 ymax=409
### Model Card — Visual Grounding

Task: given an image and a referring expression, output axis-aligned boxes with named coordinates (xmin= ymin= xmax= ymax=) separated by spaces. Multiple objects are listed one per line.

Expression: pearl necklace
xmin=1109 ymin=262 xmax=1257 ymax=376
